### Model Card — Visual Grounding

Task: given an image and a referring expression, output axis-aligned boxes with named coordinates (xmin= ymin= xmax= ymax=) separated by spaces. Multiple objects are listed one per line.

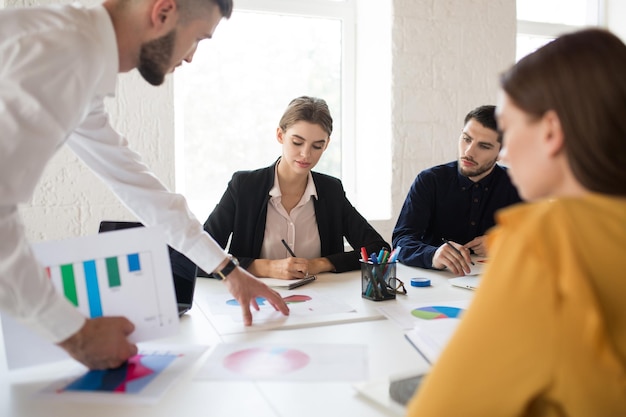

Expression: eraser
xmin=410 ymin=277 xmax=431 ymax=287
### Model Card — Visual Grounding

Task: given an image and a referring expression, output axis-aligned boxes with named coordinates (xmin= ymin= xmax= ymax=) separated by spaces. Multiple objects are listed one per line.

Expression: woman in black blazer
xmin=200 ymin=96 xmax=389 ymax=279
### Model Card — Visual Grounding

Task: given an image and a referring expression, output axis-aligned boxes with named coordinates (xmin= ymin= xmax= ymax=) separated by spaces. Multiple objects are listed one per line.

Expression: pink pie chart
xmin=223 ymin=347 xmax=310 ymax=378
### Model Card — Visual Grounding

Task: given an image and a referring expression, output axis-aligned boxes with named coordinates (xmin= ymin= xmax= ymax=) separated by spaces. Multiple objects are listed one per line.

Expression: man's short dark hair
xmin=212 ymin=0 xmax=233 ymax=18
xmin=178 ymin=0 xmax=233 ymax=21
xmin=464 ymin=105 xmax=500 ymax=142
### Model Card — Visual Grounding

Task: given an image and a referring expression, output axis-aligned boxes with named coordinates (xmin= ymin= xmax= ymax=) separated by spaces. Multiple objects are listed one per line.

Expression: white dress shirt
xmin=0 ymin=4 xmax=227 ymax=343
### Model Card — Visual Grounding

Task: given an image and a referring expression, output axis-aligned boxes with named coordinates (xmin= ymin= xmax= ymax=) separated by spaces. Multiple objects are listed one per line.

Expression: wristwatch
xmin=213 ymin=255 xmax=239 ymax=281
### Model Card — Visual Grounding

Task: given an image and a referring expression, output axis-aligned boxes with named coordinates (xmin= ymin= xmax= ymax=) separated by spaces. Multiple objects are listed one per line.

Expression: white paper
xmin=353 ymin=379 xmax=407 ymax=416
xmin=467 ymin=257 xmax=488 ymax=276
xmin=383 ymin=299 xmax=472 ymax=364
xmin=449 ymin=276 xmax=481 ymax=290
xmin=195 ymin=343 xmax=367 ymax=382
xmin=258 ymin=275 xmax=316 ymax=289
xmin=38 ymin=344 xmax=208 ymax=405
xmin=2 ymin=227 xmax=179 ymax=370
xmin=404 ymin=319 xmax=461 ymax=364
xmin=198 ymin=289 xmax=378 ymax=335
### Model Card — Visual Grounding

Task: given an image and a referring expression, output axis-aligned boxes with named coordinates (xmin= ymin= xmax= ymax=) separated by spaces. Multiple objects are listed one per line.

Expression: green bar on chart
xmin=60 ymin=264 xmax=78 ymax=306
xmin=106 ymin=256 xmax=121 ymax=288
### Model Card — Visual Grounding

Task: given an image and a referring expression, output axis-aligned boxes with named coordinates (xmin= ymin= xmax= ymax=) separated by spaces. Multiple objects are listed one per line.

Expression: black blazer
xmin=197 ymin=161 xmax=389 ymax=275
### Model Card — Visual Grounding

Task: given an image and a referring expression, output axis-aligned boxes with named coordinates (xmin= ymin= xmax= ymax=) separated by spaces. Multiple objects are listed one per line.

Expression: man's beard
xmin=458 ymin=157 xmax=497 ymax=179
xmin=137 ymin=29 xmax=176 ymax=86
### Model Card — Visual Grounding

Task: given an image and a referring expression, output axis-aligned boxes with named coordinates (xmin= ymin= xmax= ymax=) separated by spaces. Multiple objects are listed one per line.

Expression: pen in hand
xmin=281 ymin=239 xmax=309 ymax=278
xmin=281 ymin=239 xmax=297 ymax=257
xmin=442 ymin=238 xmax=475 ymax=265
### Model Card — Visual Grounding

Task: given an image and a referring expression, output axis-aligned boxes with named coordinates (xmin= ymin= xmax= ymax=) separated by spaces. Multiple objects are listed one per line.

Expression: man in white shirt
xmin=0 ymin=0 xmax=289 ymax=370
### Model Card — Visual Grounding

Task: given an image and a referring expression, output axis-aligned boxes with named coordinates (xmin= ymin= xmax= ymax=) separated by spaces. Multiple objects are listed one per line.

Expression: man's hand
xmin=223 ymin=267 xmax=290 ymax=326
xmin=463 ymin=235 xmax=488 ymax=257
xmin=57 ymin=317 xmax=137 ymax=370
xmin=432 ymin=240 xmax=472 ymax=276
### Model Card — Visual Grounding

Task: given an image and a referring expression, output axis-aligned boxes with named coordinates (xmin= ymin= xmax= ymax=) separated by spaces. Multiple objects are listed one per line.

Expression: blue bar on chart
xmin=127 ymin=253 xmax=141 ymax=272
xmin=83 ymin=260 xmax=103 ymax=318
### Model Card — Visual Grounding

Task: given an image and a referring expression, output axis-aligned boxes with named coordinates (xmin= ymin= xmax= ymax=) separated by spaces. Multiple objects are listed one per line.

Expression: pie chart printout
xmin=223 ymin=347 xmax=310 ymax=378
xmin=411 ymin=305 xmax=465 ymax=320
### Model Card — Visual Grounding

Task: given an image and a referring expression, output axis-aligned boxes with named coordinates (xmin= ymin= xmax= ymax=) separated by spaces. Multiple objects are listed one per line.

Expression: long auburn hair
xmin=500 ymin=28 xmax=626 ymax=196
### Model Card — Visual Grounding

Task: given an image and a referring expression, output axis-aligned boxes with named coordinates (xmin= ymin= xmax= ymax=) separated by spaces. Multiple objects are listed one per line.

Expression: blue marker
xmin=377 ymin=249 xmax=385 ymax=263
xmin=370 ymin=253 xmax=379 ymax=264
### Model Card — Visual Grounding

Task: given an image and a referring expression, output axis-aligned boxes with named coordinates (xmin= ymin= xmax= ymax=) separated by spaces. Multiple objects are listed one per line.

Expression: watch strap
xmin=213 ymin=257 xmax=238 ymax=281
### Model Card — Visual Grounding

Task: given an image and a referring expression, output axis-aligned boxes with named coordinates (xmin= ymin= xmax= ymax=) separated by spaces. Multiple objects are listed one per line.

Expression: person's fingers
xmin=240 ymin=303 xmax=253 ymax=326
xmin=266 ymin=290 xmax=290 ymax=314
xmin=107 ymin=356 xmax=127 ymax=370
xmin=128 ymin=343 xmax=138 ymax=357
xmin=443 ymin=252 xmax=467 ymax=276
xmin=119 ymin=317 xmax=135 ymax=335
xmin=249 ymin=295 xmax=260 ymax=311
xmin=461 ymin=247 xmax=473 ymax=263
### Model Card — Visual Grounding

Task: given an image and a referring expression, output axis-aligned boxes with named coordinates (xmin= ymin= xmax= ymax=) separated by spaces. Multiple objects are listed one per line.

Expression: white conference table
xmin=0 ymin=263 xmax=475 ymax=417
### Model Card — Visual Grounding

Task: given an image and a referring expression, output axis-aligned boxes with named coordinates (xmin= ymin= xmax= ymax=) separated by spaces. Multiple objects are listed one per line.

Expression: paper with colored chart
xmin=378 ymin=299 xmax=472 ymax=330
xmin=39 ymin=344 xmax=207 ymax=404
xmin=378 ymin=299 xmax=472 ymax=364
xmin=195 ymin=343 xmax=367 ymax=382
xmin=1 ymin=227 xmax=179 ymax=369
xmin=198 ymin=289 xmax=378 ymax=335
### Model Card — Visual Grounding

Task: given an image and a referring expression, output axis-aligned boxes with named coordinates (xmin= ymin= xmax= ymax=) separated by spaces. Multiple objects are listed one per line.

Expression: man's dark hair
xmin=464 ymin=105 xmax=499 ymax=142
xmin=178 ymin=0 xmax=233 ymax=21
xmin=212 ymin=0 xmax=233 ymax=18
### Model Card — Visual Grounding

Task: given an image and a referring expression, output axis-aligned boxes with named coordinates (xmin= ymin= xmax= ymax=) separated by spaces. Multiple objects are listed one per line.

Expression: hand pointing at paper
xmin=221 ymin=266 xmax=290 ymax=326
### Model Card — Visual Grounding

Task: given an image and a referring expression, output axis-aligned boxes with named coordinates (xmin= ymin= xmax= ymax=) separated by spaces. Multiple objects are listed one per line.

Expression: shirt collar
xmin=269 ymin=159 xmax=318 ymax=202
xmin=456 ymin=161 xmax=500 ymax=189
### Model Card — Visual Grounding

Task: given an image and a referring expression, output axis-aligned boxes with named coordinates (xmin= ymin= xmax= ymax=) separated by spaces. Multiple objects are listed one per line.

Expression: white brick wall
xmin=11 ymin=0 xmax=626 ymax=244
xmin=13 ymin=0 xmax=515 ymax=243
xmin=380 ymin=0 xmax=515 ymax=240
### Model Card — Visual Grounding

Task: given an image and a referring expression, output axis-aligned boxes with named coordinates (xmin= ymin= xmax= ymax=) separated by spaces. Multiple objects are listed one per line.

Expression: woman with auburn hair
xmin=406 ymin=28 xmax=626 ymax=416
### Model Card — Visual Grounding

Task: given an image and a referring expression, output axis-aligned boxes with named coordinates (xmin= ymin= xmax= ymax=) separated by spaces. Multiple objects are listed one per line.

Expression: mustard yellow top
xmin=406 ymin=194 xmax=626 ymax=417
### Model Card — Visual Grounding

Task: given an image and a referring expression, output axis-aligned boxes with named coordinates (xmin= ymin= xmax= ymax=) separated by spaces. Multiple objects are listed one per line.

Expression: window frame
xmin=516 ymin=0 xmax=606 ymax=60
xmin=234 ymin=0 xmax=357 ymax=188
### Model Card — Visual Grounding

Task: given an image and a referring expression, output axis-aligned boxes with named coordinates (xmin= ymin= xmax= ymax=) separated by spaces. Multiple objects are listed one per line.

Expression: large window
xmin=516 ymin=0 xmax=603 ymax=61
xmin=174 ymin=0 xmax=354 ymax=222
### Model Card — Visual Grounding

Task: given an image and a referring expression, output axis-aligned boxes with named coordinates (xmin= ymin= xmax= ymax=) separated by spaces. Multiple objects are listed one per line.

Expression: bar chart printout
xmin=38 ymin=344 xmax=209 ymax=404
xmin=35 ymin=227 xmax=180 ymax=342
xmin=1 ymin=226 xmax=180 ymax=370
xmin=47 ymin=252 xmax=156 ymax=320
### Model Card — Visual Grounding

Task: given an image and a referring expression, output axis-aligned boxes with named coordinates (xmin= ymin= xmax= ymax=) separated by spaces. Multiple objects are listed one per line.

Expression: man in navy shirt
xmin=392 ymin=105 xmax=522 ymax=275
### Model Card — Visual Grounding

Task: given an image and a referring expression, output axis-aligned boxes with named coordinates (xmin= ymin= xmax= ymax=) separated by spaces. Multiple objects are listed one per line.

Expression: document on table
xmin=404 ymin=319 xmax=461 ymax=364
xmin=1 ymin=227 xmax=179 ymax=370
xmin=258 ymin=275 xmax=316 ymax=290
xmin=353 ymin=379 xmax=407 ymax=417
xmin=195 ymin=343 xmax=367 ymax=382
xmin=378 ymin=299 xmax=471 ymax=364
xmin=197 ymin=288 xmax=379 ymax=335
xmin=39 ymin=344 xmax=208 ymax=405
xmin=466 ymin=256 xmax=488 ymax=276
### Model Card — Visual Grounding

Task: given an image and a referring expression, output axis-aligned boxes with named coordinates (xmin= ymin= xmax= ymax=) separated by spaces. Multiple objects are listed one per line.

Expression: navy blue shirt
xmin=392 ymin=161 xmax=522 ymax=268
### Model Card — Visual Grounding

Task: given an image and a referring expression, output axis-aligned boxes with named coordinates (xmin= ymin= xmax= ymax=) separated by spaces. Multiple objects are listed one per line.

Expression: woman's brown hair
xmin=278 ymin=96 xmax=333 ymax=137
xmin=500 ymin=29 xmax=626 ymax=196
